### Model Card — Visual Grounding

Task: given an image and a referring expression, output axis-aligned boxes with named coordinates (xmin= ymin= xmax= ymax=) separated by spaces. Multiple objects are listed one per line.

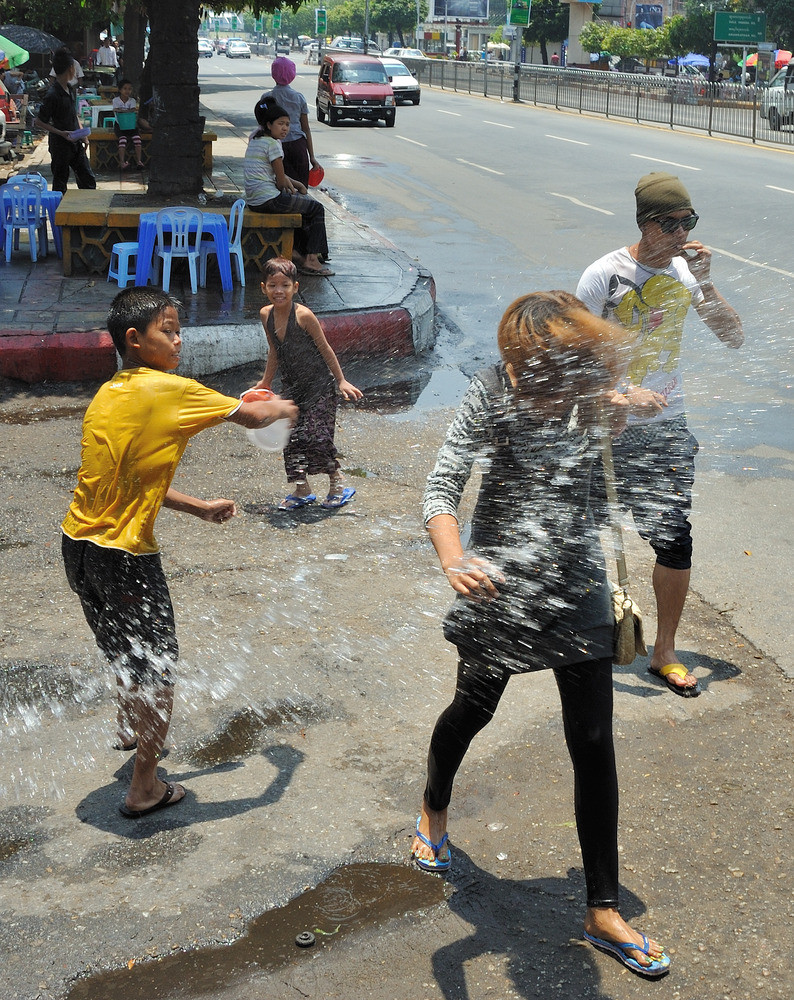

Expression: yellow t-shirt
xmin=62 ymin=367 xmax=240 ymax=555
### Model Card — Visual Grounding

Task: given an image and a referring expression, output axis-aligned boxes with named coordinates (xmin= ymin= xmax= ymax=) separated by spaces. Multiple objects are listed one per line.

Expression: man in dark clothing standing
xmin=34 ymin=48 xmax=96 ymax=195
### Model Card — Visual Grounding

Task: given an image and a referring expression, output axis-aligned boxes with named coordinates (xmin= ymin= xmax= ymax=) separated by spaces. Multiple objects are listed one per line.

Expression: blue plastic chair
xmin=199 ymin=198 xmax=246 ymax=288
xmin=3 ymin=181 xmax=48 ymax=262
xmin=13 ymin=172 xmax=49 ymax=191
xmin=153 ymin=207 xmax=203 ymax=293
xmin=107 ymin=242 xmax=139 ymax=288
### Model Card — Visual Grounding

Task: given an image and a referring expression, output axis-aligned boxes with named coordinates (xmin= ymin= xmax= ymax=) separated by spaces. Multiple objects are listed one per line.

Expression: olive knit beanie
xmin=635 ymin=172 xmax=693 ymax=226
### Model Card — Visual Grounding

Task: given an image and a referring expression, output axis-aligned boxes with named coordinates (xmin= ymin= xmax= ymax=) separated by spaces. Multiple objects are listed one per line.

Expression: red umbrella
xmin=774 ymin=49 xmax=791 ymax=68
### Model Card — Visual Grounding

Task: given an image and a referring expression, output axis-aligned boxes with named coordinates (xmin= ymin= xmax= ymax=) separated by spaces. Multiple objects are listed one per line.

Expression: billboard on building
xmin=431 ymin=0 xmax=489 ymax=21
xmin=635 ymin=4 xmax=663 ymax=29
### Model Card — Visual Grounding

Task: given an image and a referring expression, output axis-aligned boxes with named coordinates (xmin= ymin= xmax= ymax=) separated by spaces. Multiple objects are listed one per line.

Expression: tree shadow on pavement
xmin=432 ymin=850 xmax=653 ymax=1000
xmin=75 ymin=742 xmax=304 ymax=838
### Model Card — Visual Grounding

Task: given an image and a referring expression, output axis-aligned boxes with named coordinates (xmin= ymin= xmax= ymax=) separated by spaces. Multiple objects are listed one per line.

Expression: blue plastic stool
xmin=107 ymin=241 xmax=139 ymax=288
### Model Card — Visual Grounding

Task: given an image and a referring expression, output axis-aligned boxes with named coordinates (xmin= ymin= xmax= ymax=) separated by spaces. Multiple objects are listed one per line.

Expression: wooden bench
xmin=87 ymin=129 xmax=217 ymax=173
xmin=55 ymin=189 xmax=300 ymax=276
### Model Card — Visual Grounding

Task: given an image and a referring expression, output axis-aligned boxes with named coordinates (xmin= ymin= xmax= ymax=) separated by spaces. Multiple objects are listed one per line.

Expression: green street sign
xmin=713 ymin=12 xmax=766 ymax=45
xmin=273 ymin=10 xmax=282 ymax=31
xmin=508 ymin=0 xmax=530 ymax=28
xmin=316 ymin=8 xmax=327 ymax=35
xmin=255 ymin=19 xmax=263 ymax=32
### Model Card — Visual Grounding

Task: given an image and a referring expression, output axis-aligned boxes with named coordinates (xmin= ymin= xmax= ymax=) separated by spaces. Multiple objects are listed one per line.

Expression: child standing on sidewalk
xmin=252 ymin=257 xmax=363 ymax=510
xmin=62 ymin=287 xmax=296 ymax=818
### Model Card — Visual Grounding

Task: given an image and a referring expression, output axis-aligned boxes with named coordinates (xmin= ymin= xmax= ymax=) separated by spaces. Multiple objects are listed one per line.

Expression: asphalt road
xmin=197 ymin=55 xmax=794 ymax=676
xmin=0 ymin=54 xmax=792 ymax=1000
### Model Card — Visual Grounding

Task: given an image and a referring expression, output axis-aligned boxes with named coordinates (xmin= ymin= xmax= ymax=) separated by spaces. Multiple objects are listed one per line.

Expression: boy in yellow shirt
xmin=62 ymin=287 xmax=297 ymax=818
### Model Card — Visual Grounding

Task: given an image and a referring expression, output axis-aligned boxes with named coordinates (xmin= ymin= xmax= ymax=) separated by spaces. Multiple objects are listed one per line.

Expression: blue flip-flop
xmin=279 ymin=493 xmax=316 ymax=510
xmin=583 ymin=931 xmax=671 ymax=978
xmin=321 ymin=486 xmax=356 ymax=509
xmin=412 ymin=817 xmax=451 ymax=872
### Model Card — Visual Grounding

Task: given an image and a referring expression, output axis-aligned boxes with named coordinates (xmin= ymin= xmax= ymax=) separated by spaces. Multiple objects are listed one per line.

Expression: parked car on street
xmin=330 ymin=36 xmax=382 ymax=56
xmin=383 ymin=47 xmax=427 ymax=60
xmin=226 ymin=39 xmax=252 ymax=59
xmin=379 ymin=57 xmax=420 ymax=104
xmin=316 ymin=52 xmax=395 ymax=127
xmin=761 ymin=64 xmax=794 ymax=130
xmin=198 ymin=38 xmax=214 ymax=57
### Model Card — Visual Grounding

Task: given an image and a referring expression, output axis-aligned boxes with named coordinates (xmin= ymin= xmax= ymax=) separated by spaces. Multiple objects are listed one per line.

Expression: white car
xmin=379 ymin=57 xmax=421 ymax=105
xmin=226 ymin=39 xmax=251 ymax=59
xmin=761 ymin=64 xmax=794 ymax=130
xmin=198 ymin=38 xmax=214 ymax=57
xmin=330 ymin=37 xmax=382 ymax=56
xmin=383 ymin=47 xmax=427 ymax=60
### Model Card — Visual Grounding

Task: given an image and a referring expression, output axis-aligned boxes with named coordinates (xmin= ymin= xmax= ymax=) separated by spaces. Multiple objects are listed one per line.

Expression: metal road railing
xmin=406 ymin=60 xmax=790 ymax=148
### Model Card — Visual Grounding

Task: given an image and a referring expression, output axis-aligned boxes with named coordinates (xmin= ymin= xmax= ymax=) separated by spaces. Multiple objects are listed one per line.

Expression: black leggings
xmin=424 ymin=652 xmax=619 ymax=909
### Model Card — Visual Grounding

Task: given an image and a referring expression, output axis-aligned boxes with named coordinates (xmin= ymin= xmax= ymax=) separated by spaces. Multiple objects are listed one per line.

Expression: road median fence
xmin=407 ymin=60 xmax=789 ymax=147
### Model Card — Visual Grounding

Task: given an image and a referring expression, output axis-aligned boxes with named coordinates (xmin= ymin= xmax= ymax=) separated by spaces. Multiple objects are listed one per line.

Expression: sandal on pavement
xmin=278 ymin=493 xmax=316 ymax=510
xmin=412 ymin=817 xmax=451 ymax=872
xmin=649 ymin=663 xmax=700 ymax=697
xmin=321 ymin=487 xmax=356 ymax=509
xmin=297 ymin=265 xmax=334 ymax=277
xmin=584 ymin=931 xmax=671 ymax=978
xmin=119 ymin=781 xmax=186 ymax=819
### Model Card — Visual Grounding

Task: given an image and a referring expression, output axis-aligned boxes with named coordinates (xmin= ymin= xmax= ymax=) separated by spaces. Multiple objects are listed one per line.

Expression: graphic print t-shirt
xmin=576 ymin=247 xmax=704 ymax=425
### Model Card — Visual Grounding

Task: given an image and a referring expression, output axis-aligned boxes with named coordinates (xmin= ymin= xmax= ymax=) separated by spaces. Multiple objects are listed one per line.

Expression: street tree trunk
xmin=123 ymin=2 xmax=148 ymax=91
xmin=147 ymin=0 xmax=204 ymax=197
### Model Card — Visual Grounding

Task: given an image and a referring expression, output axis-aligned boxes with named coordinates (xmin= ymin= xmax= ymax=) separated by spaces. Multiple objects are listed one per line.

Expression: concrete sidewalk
xmin=0 ymin=115 xmax=435 ymax=383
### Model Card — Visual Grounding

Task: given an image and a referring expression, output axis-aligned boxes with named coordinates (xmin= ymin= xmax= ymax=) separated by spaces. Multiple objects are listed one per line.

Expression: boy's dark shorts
xmin=62 ymin=535 xmax=177 ymax=686
xmin=590 ymin=415 xmax=698 ymax=571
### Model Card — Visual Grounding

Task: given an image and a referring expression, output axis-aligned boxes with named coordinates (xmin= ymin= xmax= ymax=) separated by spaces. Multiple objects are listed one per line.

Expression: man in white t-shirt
xmin=577 ymin=172 xmax=743 ymax=697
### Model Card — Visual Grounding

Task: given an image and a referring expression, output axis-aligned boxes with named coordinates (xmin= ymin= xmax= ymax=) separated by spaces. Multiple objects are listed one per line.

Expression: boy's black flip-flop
xmin=119 ymin=782 xmax=185 ymax=818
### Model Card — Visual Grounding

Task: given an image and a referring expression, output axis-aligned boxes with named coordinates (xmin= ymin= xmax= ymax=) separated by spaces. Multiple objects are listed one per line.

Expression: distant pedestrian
xmin=251 ymin=257 xmax=363 ymax=510
xmin=61 ymin=287 xmax=296 ymax=818
xmin=259 ymin=56 xmax=321 ymax=188
xmin=244 ymin=97 xmax=332 ymax=276
xmin=576 ymin=173 xmax=743 ymax=697
xmin=34 ymin=47 xmax=97 ymax=194
xmin=412 ymin=290 xmax=671 ymax=978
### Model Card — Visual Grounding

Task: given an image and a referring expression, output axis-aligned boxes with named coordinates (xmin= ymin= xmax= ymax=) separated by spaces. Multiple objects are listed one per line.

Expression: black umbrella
xmin=0 ymin=25 xmax=64 ymax=55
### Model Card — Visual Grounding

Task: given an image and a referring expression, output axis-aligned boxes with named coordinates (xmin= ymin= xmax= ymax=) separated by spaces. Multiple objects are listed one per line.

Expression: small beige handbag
xmin=599 ymin=424 xmax=648 ymax=666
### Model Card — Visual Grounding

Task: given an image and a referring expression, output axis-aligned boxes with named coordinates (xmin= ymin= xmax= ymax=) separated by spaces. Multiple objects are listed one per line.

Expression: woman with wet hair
xmin=411 ymin=291 xmax=671 ymax=978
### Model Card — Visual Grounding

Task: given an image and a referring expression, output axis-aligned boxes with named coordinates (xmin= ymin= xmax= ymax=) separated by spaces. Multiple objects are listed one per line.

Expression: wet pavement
xmin=1 ymin=377 xmax=792 ymax=1000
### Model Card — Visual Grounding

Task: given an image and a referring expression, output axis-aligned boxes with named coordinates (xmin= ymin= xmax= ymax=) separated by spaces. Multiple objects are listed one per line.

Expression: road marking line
xmin=456 ymin=157 xmax=504 ymax=175
xmin=484 ymin=120 xmax=514 ymax=128
xmin=546 ymin=134 xmax=589 ymax=145
xmin=630 ymin=154 xmax=700 ymax=171
xmin=710 ymin=246 xmax=794 ymax=280
xmin=438 ymin=109 xmax=462 ymax=116
xmin=397 ymin=136 xmax=428 ymax=147
xmin=550 ymin=192 xmax=614 ymax=215
xmin=767 ymin=184 xmax=794 ymax=195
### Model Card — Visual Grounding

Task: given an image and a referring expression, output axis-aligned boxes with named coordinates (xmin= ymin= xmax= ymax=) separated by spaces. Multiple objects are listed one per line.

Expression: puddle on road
xmin=182 ymin=702 xmax=327 ymax=768
xmin=65 ymin=861 xmax=447 ymax=1000
xmin=0 ymin=835 xmax=30 ymax=861
xmin=0 ymin=404 xmax=87 ymax=425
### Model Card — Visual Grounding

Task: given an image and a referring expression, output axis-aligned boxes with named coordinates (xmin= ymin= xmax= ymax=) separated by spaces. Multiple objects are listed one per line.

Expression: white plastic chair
xmin=3 ymin=181 xmax=48 ymax=262
xmin=152 ymin=207 xmax=203 ymax=294
xmin=14 ymin=172 xmax=48 ymax=191
xmin=199 ymin=198 xmax=246 ymax=288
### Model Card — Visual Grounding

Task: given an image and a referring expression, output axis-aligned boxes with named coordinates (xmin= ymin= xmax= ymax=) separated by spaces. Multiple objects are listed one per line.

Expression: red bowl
xmin=241 ymin=388 xmax=274 ymax=402
xmin=308 ymin=165 xmax=325 ymax=187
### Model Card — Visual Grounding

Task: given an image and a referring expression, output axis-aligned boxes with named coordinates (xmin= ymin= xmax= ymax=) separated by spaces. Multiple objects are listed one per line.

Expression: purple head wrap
xmin=271 ymin=57 xmax=297 ymax=86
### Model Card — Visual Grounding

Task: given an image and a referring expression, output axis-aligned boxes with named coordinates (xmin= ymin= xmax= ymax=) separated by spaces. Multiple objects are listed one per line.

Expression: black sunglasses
xmin=654 ymin=213 xmax=699 ymax=234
